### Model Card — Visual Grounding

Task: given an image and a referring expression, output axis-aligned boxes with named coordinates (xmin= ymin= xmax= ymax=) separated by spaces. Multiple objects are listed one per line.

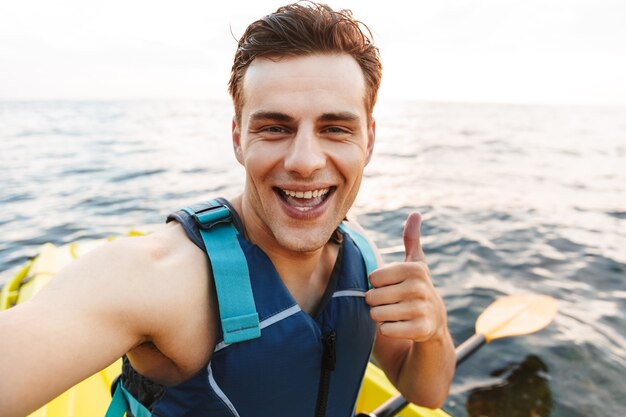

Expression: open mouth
xmin=274 ymin=186 xmax=336 ymax=212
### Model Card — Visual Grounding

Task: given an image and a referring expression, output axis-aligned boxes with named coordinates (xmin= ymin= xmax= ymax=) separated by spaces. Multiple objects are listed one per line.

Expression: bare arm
xmin=0 ymin=225 xmax=215 ymax=417
xmin=349 ymin=212 xmax=455 ymax=408
xmin=0 ymin=239 xmax=145 ymax=416
xmin=371 ymin=288 xmax=455 ymax=408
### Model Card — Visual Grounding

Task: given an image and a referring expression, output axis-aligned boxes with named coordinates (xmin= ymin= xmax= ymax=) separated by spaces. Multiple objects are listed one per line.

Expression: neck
xmin=230 ymin=195 xmax=339 ymax=313
xmin=230 ymin=194 xmax=325 ymax=274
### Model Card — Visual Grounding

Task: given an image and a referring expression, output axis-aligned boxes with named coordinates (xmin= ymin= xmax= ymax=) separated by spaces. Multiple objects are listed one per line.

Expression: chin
xmin=273 ymin=227 xmax=333 ymax=253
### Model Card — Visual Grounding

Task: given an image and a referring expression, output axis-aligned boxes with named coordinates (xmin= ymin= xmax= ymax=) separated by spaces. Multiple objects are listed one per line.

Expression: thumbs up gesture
xmin=365 ymin=212 xmax=447 ymax=342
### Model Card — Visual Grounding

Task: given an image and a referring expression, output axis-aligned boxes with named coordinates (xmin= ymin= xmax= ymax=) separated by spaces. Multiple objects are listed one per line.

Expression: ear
xmin=365 ymin=118 xmax=376 ymax=166
xmin=232 ymin=117 xmax=244 ymax=165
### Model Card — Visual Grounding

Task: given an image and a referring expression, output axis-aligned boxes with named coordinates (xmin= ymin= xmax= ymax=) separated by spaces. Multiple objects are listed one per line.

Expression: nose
xmin=283 ymin=127 xmax=326 ymax=177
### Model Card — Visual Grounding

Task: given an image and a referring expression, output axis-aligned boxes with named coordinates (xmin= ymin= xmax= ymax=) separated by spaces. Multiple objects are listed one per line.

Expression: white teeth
xmin=281 ymin=188 xmax=330 ymax=199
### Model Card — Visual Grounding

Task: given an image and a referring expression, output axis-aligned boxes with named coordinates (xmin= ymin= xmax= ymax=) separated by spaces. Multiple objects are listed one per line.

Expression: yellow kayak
xmin=0 ymin=236 xmax=452 ymax=417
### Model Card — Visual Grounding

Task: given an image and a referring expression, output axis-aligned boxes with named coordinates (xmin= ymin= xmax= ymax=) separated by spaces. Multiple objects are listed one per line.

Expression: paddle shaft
xmin=455 ymin=333 xmax=487 ymax=367
xmin=360 ymin=333 xmax=487 ymax=417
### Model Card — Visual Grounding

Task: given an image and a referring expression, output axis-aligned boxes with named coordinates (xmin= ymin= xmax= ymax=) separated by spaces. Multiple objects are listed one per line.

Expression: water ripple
xmin=2 ymin=100 xmax=624 ymax=417
xmin=111 ymin=169 xmax=167 ymax=182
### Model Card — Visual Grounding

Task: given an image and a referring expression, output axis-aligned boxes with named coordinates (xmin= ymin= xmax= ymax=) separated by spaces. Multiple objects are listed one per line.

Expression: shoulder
xmin=128 ymin=221 xmax=207 ymax=275
xmin=75 ymin=222 xmax=208 ymax=302
xmin=42 ymin=223 xmax=211 ymax=325
xmin=110 ymin=222 xmax=213 ymax=325
xmin=110 ymin=223 xmax=219 ymax=373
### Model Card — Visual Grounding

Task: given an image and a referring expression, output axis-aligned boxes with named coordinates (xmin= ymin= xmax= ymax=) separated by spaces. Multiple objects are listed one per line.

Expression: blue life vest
xmin=107 ymin=198 xmax=378 ymax=417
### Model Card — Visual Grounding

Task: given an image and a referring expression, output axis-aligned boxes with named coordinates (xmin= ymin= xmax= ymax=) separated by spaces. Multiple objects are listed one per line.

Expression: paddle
xmin=358 ymin=293 xmax=559 ymax=417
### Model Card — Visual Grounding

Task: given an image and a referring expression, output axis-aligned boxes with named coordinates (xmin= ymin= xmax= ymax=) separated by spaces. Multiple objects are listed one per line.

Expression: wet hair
xmin=228 ymin=1 xmax=382 ymax=122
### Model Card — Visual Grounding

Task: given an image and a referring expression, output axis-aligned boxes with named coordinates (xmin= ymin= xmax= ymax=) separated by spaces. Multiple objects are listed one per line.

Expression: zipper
xmin=314 ymin=331 xmax=336 ymax=417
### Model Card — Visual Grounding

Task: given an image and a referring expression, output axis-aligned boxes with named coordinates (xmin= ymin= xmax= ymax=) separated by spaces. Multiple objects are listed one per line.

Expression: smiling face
xmin=232 ymin=53 xmax=375 ymax=254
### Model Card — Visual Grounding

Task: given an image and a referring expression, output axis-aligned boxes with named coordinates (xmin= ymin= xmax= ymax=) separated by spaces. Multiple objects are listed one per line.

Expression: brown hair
xmin=228 ymin=1 xmax=382 ymax=122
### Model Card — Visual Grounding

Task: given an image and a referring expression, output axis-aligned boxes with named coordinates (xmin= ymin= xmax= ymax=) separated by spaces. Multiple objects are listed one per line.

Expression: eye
xmin=323 ymin=126 xmax=351 ymax=135
xmin=263 ymin=125 xmax=288 ymax=134
xmin=249 ymin=124 xmax=290 ymax=136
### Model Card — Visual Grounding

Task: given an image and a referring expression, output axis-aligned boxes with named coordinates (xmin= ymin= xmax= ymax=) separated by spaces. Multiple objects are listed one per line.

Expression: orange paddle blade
xmin=476 ymin=294 xmax=558 ymax=342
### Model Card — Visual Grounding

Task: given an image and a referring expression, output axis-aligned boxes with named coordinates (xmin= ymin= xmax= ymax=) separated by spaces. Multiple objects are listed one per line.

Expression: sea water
xmin=1 ymin=99 xmax=624 ymax=416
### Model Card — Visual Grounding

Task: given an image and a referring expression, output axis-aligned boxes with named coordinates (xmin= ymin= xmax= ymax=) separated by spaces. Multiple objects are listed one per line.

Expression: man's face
xmin=232 ymin=53 xmax=375 ymax=253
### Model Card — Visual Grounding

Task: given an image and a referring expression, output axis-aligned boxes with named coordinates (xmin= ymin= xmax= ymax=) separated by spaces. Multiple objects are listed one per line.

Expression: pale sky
xmin=1 ymin=0 xmax=624 ymax=105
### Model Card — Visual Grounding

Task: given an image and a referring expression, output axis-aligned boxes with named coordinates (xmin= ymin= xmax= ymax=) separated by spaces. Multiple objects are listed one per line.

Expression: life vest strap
xmin=106 ymin=381 xmax=151 ymax=417
xmin=338 ymin=222 xmax=378 ymax=289
xmin=184 ymin=200 xmax=260 ymax=344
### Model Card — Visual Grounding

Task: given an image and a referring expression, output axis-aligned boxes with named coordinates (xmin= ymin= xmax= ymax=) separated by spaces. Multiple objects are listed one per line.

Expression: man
xmin=0 ymin=3 xmax=455 ymax=416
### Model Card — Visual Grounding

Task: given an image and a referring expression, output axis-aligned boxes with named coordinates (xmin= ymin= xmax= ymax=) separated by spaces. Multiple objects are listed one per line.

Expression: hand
xmin=365 ymin=212 xmax=446 ymax=342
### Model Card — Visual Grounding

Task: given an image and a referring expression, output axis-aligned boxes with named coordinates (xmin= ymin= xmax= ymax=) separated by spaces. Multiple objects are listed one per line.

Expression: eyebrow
xmin=248 ymin=111 xmax=360 ymax=123
xmin=319 ymin=112 xmax=361 ymax=123
xmin=249 ymin=111 xmax=294 ymax=122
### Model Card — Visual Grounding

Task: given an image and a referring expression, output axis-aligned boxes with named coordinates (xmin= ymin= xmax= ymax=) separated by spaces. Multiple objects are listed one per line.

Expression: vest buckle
xmin=193 ymin=205 xmax=233 ymax=230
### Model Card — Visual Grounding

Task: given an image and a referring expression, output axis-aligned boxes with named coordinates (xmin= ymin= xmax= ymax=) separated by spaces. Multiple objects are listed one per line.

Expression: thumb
xmin=403 ymin=211 xmax=425 ymax=262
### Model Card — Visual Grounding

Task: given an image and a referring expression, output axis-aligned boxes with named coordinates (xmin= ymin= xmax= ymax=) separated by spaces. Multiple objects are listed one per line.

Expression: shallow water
xmin=1 ymin=100 xmax=625 ymax=416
